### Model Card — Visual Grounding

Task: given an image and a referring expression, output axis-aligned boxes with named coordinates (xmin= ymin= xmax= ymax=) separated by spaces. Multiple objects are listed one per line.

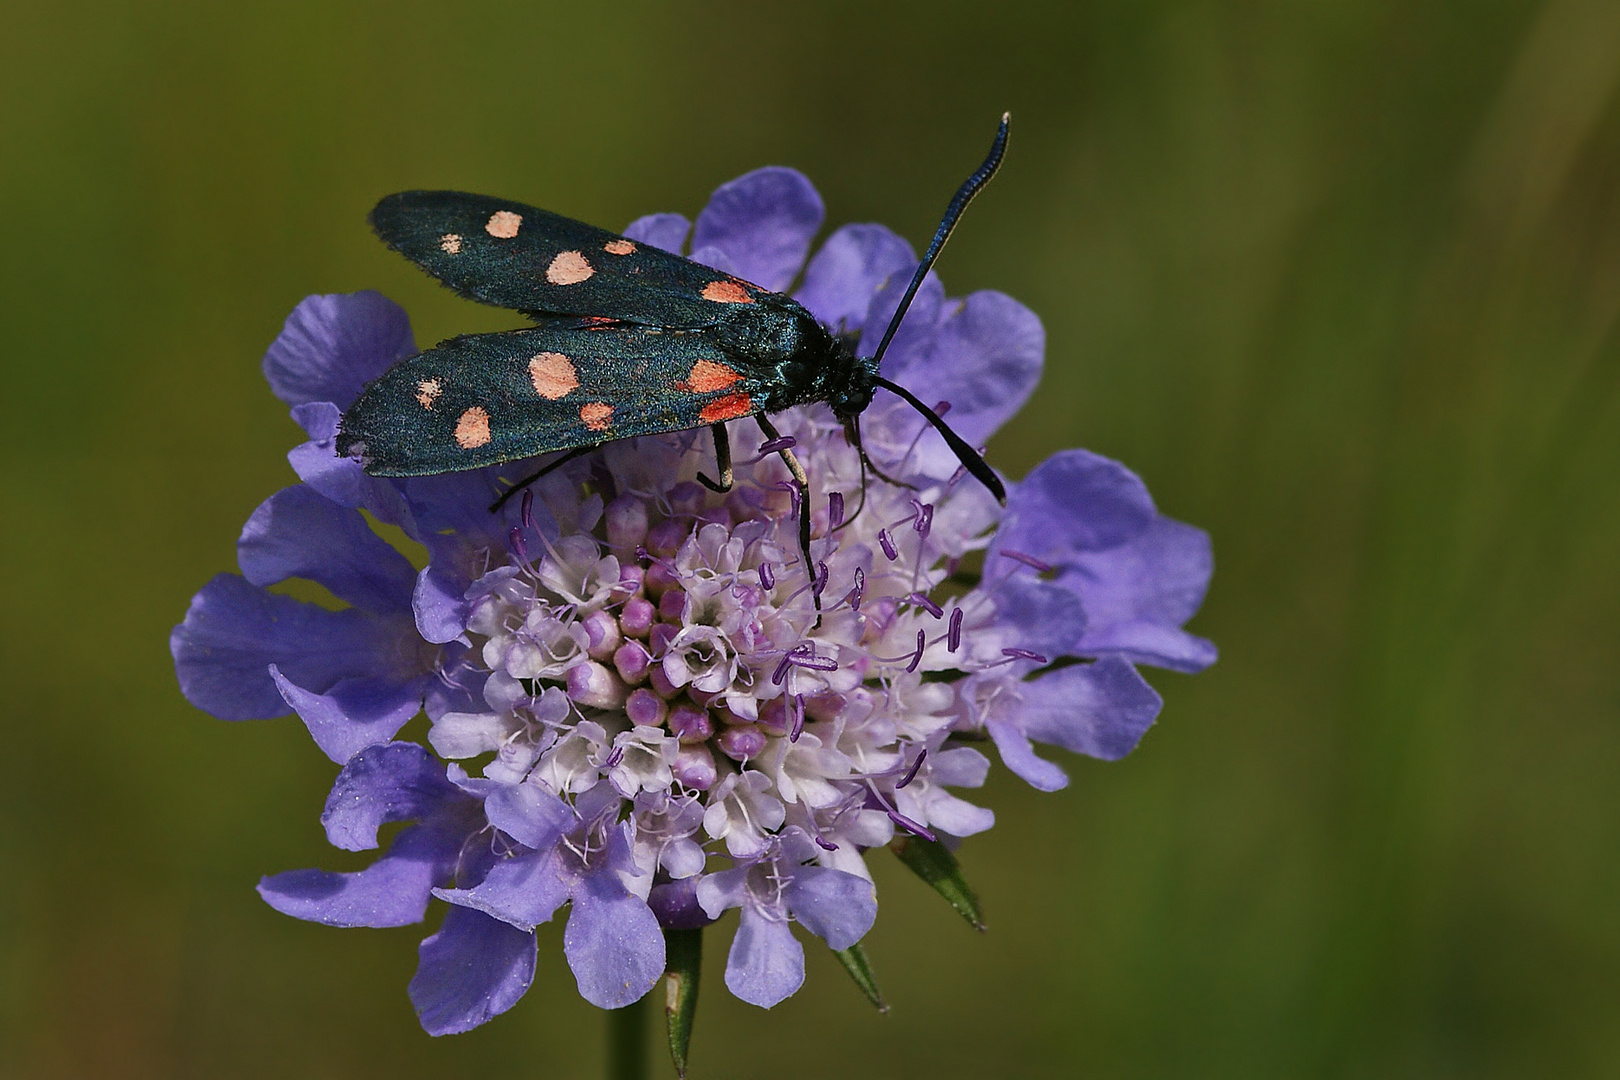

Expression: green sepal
xmin=833 ymin=941 xmax=889 ymax=1013
xmin=890 ymin=835 xmax=987 ymax=931
xmin=662 ymin=927 xmax=703 ymax=1079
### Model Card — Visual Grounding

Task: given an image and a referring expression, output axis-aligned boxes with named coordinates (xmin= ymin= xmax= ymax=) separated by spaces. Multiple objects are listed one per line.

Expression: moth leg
xmin=488 ymin=445 xmax=597 ymax=513
xmin=845 ymin=417 xmax=915 ymax=492
xmin=756 ymin=414 xmax=820 ymax=618
xmin=696 ymin=423 xmax=734 ymax=494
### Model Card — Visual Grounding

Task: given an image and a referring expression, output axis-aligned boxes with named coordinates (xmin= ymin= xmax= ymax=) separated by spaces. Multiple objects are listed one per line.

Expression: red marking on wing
xmin=455 ymin=406 xmax=492 ymax=448
xmin=679 ymin=359 xmax=742 ymax=393
xmin=701 ymin=280 xmax=753 ymax=304
xmin=699 ymin=392 xmax=754 ymax=424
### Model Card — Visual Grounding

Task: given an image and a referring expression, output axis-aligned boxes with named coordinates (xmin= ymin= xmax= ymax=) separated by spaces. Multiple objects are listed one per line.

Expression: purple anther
xmin=508 ymin=525 xmax=529 ymax=562
xmin=886 ymin=809 xmax=937 ymax=843
xmin=757 ymin=561 xmax=775 ymax=590
xmin=1000 ymin=548 xmax=1054 ymax=573
xmin=828 ymin=491 xmax=844 ymax=528
xmin=789 ymin=694 xmax=806 ymax=742
xmin=948 ymin=607 xmax=964 ymax=651
xmin=520 ymin=489 xmax=535 ymax=531
xmin=759 ymin=435 xmax=796 ymax=454
xmin=906 ymin=629 xmax=926 ymax=673
xmin=1002 ymin=647 xmax=1049 ymax=664
xmin=878 ymin=529 xmax=899 ymax=561
xmin=910 ymin=500 xmax=934 ymax=538
xmin=773 ymin=480 xmax=801 ymax=512
xmin=843 ymin=567 xmax=865 ymax=612
xmin=908 ymin=592 xmax=944 ymax=619
xmin=896 ymin=749 xmax=928 ymax=790
xmin=815 ymin=836 xmax=839 ymax=852
xmin=772 ymin=655 xmax=793 ymax=686
xmin=790 ymin=651 xmax=838 ymax=673
xmin=604 ymin=746 xmax=625 ymax=770
xmin=932 ymin=400 xmax=952 ymax=417
xmin=635 ymin=544 xmax=651 ymax=563
xmin=813 ymin=561 xmax=828 ymax=598
xmin=948 ymin=463 xmax=968 ymax=487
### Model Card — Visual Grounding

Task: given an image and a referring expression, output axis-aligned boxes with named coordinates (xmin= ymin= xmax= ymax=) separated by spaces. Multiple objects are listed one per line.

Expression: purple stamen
xmin=896 ymin=749 xmax=928 ymax=789
xmin=635 ymin=544 xmax=651 ymax=563
xmin=508 ymin=526 xmax=528 ymax=562
xmin=948 ymin=463 xmax=968 ymax=487
xmin=789 ymin=694 xmax=806 ymax=742
xmin=759 ymin=436 xmax=796 ymax=455
xmin=878 ymin=529 xmax=898 ymax=561
xmin=1002 ymin=647 xmax=1049 ymax=664
xmin=520 ymin=489 xmax=535 ymax=530
xmin=604 ymin=746 xmax=624 ymax=769
xmin=813 ymin=561 xmax=828 ymax=597
xmin=841 ymin=567 xmax=865 ymax=612
xmin=758 ymin=561 xmax=775 ymax=590
xmin=828 ymin=491 xmax=844 ymax=528
xmin=887 ymin=810 xmax=937 ymax=843
xmin=1000 ymin=548 xmax=1054 ymax=573
xmin=932 ymin=400 xmax=951 ymax=417
xmin=948 ymin=608 xmax=963 ymax=651
xmin=789 ymin=651 xmax=838 ymax=672
xmin=906 ymin=630 xmax=926 ymax=673
xmin=774 ymin=480 xmax=801 ymax=512
xmin=907 ymin=592 xmax=944 ymax=619
xmin=772 ymin=655 xmax=793 ymax=686
xmin=910 ymin=499 xmax=933 ymax=537
xmin=815 ymin=836 xmax=839 ymax=852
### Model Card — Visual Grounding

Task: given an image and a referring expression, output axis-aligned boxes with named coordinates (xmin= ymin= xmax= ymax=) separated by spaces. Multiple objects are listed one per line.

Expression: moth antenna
xmin=868 ymin=113 xmax=1010 ymax=370
xmin=874 ymin=376 xmax=1005 ymax=505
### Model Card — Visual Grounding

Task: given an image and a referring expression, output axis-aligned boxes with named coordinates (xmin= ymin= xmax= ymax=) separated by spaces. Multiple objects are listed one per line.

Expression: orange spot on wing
xmin=416 ymin=377 xmax=442 ymax=409
xmin=701 ymin=280 xmax=753 ymax=304
xmin=439 ymin=233 xmax=462 ymax=254
xmin=681 ymin=359 xmax=742 ymax=393
xmin=485 ymin=211 xmax=522 ymax=239
xmin=454 ymin=406 xmax=492 ymax=448
xmin=580 ymin=402 xmax=613 ymax=432
xmin=528 ymin=352 xmax=578 ymax=400
xmin=546 ymin=250 xmax=594 ymax=285
xmin=699 ymin=392 xmax=754 ymax=424
xmin=604 ymin=239 xmax=635 ymax=255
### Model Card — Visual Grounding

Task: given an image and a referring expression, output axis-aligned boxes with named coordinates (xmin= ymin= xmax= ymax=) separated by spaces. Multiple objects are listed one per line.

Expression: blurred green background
xmin=3 ymin=1 xmax=1618 ymax=1076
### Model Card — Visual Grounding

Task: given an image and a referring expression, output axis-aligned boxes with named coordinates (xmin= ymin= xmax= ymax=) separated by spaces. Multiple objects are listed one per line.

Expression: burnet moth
xmin=338 ymin=115 xmax=1012 ymax=606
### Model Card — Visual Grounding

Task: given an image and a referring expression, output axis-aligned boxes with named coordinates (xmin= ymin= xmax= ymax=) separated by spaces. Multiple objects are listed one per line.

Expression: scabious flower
xmin=173 ymin=166 xmax=1215 ymax=1035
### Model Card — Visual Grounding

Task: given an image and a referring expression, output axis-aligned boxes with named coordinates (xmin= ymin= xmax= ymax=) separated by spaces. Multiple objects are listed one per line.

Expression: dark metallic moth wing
xmin=336 ymin=321 xmax=769 ymax=475
xmin=370 ymin=191 xmax=768 ymax=328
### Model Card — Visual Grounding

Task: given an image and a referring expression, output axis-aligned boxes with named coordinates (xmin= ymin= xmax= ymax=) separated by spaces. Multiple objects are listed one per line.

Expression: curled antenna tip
xmin=1001 ymin=111 xmax=1011 ymax=124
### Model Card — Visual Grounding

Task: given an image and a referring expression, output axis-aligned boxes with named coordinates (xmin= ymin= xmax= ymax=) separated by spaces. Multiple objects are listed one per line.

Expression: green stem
xmin=607 ymin=995 xmax=649 ymax=1080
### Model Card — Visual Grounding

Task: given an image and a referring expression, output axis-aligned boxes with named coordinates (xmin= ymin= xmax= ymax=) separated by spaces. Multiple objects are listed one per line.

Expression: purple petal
xmin=863 ymin=266 xmax=945 ymax=370
xmin=694 ymin=866 xmax=749 ymax=920
xmin=996 ymin=449 xmax=1157 ymax=560
xmin=783 ymin=866 xmax=876 ymax=951
xmin=320 ymin=741 xmax=463 ymax=850
xmin=1020 ymin=656 xmax=1163 ymax=761
xmin=648 ymin=877 xmax=716 ymax=930
xmin=409 ymin=905 xmax=536 ymax=1036
xmin=287 ymin=402 xmax=414 ymax=529
xmin=263 ymin=291 xmax=415 ymax=410
xmin=794 ymin=223 xmax=916 ymax=334
xmin=484 ymin=782 xmax=573 ymax=851
xmin=171 ymin=574 xmax=397 ymax=721
xmin=623 ymin=212 xmax=691 ymax=254
xmin=896 ymin=291 xmax=1043 ymax=468
xmin=692 ymin=167 xmax=824 ymax=292
xmin=986 ymin=716 xmax=1069 ymax=792
xmin=271 ymin=668 xmax=428 ymax=765
xmin=238 ymin=485 xmax=417 ymax=616
xmin=436 ymin=848 xmax=573 ymax=931
xmin=414 ymin=565 xmax=471 ymax=645
xmin=563 ymin=868 xmax=666 ymax=1008
xmin=257 ymin=820 xmax=460 ymax=927
xmin=988 ymin=575 xmax=1088 ymax=663
xmin=724 ymin=903 xmax=805 ymax=1008
xmin=1075 ymin=620 xmax=1218 ymax=674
